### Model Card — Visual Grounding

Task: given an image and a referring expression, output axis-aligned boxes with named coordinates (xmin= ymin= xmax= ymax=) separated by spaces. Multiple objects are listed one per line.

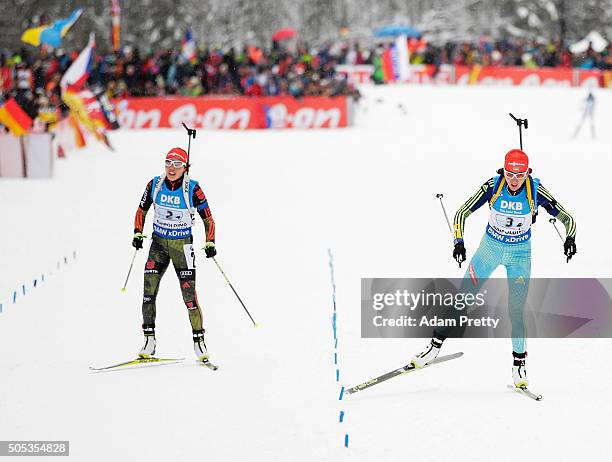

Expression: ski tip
xmin=507 ymin=384 xmax=543 ymax=401
xmin=527 ymin=389 xmax=543 ymax=401
xmin=199 ymin=360 xmax=219 ymax=370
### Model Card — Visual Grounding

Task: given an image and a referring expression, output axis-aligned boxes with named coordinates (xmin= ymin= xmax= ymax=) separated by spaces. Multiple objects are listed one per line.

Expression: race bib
xmin=183 ymin=244 xmax=196 ymax=269
xmin=154 ymin=206 xmax=190 ymax=230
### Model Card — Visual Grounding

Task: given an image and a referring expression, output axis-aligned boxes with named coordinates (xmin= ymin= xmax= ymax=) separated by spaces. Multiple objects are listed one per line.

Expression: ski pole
xmin=120 ymin=248 xmax=138 ymax=293
xmin=181 ymin=122 xmax=196 ymax=173
xmin=549 ymin=218 xmax=572 ymax=263
xmin=212 ymin=257 xmax=258 ymax=328
xmin=436 ymin=193 xmax=454 ymax=236
xmin=509 ymin=113 xmax=528 ymax=150
xmin=437 ymin=193 xmax=464 ymax=268
xmin=549 ymin=218 xmax=564 ymax=242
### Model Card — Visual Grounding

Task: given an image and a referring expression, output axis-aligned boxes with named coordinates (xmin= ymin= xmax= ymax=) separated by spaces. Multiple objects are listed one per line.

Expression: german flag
xmin=69 ymin=114 xmax=86 ymax=148
xmin=0 ymin=98 xmax=33 ymax=136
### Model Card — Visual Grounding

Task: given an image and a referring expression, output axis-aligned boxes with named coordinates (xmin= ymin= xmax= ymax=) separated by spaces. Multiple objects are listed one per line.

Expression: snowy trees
xmin=3 ymin=0 xmax=612 ymax=51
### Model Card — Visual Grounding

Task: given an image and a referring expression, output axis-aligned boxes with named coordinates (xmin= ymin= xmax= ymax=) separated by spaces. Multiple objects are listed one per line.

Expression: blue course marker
xmin=0 ymin=303 xmax=3 ymax=313
xmin=13 ymin=291 xmax=17 ymax=303
xmin=41 ymin=274 xmax=45 ymax=282
xmin=329 ymin=249 xmax=349 ymax=449
xmin=332 ymin=312 xmax=337 ymax=339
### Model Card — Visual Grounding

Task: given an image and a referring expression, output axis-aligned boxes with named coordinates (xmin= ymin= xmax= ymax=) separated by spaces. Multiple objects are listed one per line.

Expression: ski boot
xmin=411 ymin=337 xmax=444 ymax=369
xmin=138 ymin=324 xmax=156 ymax=358
xmin=512 ymin=351 xmax=528 ymax=388
xmin=193 ymin=329 xmax=208 ymax=362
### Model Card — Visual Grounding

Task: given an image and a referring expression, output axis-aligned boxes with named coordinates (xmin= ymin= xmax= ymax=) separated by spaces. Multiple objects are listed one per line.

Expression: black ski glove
xmin=564 ymin=236 xmax=576 ymax=261
xmin=453 ymin=241 xmax=466 ymax=266
xmin=132 ymin=232 xmax=145 ymax=250
xmin=204 ymin=242 xmax=216 ymax=258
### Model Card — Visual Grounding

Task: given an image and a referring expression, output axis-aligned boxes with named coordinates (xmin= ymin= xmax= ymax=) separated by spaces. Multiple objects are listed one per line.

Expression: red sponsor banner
xmin=264 ymin=96 xmax=349 ymax=129
xmin=574 ymin=69 xmax=602 ymax=88
xmin=405 ymin=64 xmax=456 ymax=84
xmin=363 ymin=64 xmax=611 ymax=88
xmin=336 ymin=65 xmax=374 ymax=85
xmin=458 ymin=66 xmax=573 ymax=86
xmin=454 ymin=65 xmax=472 ymax=84
xmin=115 ymin=96 xmax=349 ymax=130
xmin=338 ymin=64 xmax=456 ymax=85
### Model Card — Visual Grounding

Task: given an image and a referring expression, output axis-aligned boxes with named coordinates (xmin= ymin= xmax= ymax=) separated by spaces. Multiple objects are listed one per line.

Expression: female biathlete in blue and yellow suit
xmin=412 ymin=149 xmax=577 ymax=388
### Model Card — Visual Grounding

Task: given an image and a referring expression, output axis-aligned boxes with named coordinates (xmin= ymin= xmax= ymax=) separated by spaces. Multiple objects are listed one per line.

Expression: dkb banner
xmin=361 ymin=278 xmax=612 ymax=339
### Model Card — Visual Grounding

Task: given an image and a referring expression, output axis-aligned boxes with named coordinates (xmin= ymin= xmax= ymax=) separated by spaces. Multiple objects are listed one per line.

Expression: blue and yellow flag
xmin=21 ymin=9 xmax=83 ymax=47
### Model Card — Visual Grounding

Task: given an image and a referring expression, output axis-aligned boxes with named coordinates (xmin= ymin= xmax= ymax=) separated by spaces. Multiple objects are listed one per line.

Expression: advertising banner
xmin=338 ymin=64 xmax=611 ymax=88
xmin=336 ymin=65 xmax=374 ymax=86
xmin=115 ymin=96 xmax=350 ymax=130
xmin=457 ymin=65 xmax=573 ymax=86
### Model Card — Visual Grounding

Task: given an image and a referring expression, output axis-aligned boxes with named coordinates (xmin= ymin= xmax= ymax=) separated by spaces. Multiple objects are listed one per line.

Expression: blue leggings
xmin=461 ymin=234 xmax=531 ymax=353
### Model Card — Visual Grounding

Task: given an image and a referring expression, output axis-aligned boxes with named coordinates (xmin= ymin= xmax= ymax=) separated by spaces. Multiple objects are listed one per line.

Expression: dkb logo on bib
xmin=160 ymin=194 xmax=180 ymax=205
xmin=500 ymin=200 xmax=522 ymax=211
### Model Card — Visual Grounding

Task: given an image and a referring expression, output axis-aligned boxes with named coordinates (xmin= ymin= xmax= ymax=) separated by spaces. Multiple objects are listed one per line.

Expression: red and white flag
xmin=60 ymin=33 xmax=95 ymax=92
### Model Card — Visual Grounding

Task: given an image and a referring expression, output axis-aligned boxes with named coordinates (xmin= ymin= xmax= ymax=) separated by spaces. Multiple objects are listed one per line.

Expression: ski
xmin=346 ymin=352 xmax=464 ymax=395
xmin=199 ymin=359 xmax=219 ymax=371
xmin=507 ymin=384 xmax=542 ymax=401
xmin=89 ymin=357 xmax=184 ymax=371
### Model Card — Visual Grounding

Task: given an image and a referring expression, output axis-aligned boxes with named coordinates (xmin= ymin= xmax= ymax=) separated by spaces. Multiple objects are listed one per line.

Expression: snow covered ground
xmin=1 ymin=84 xmax=611 ymax=461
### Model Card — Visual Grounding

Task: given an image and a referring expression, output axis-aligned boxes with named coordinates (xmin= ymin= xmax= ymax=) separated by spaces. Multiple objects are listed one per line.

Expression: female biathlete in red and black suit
xmin=132 ymin=147 xmax=216 ymax=363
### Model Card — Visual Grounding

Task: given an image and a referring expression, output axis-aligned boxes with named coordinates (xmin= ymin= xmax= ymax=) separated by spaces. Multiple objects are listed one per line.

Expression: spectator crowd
xmin=1 ymin=35 xmax=610 ymax=117
xmin=405 ymin=37 xmax=612 ymax=69
xmin=0 ymin=41 xmax=360 ymax=111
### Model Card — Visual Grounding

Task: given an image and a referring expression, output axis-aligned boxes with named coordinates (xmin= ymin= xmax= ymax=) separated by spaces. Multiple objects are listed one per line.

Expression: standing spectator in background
xmin=578 ymin=42 xmax=597 ymax=69
xmin=15 ymin=61 xmax=33 ymax=92
xmin=344 ymin=43 xmax=364 ymax=65
xmin=559 ymin=46 xmax=572 ymax=67
xmin=0 ymin=55 xmax=12 ymax=101
xmin=124 ymin=64 xmax=141 ymax=96
xmin=180 ymin=76 xmax=203 ymax=96
xmin=217 ymin=63 xmax=234 ymax=94
xmin=203 ymin=50 xmax=221 ymax=92
xmin=45 ymin=73 xmax=61 ymax=101
xmin=573 ymin=92 xmax=596 ymax=139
